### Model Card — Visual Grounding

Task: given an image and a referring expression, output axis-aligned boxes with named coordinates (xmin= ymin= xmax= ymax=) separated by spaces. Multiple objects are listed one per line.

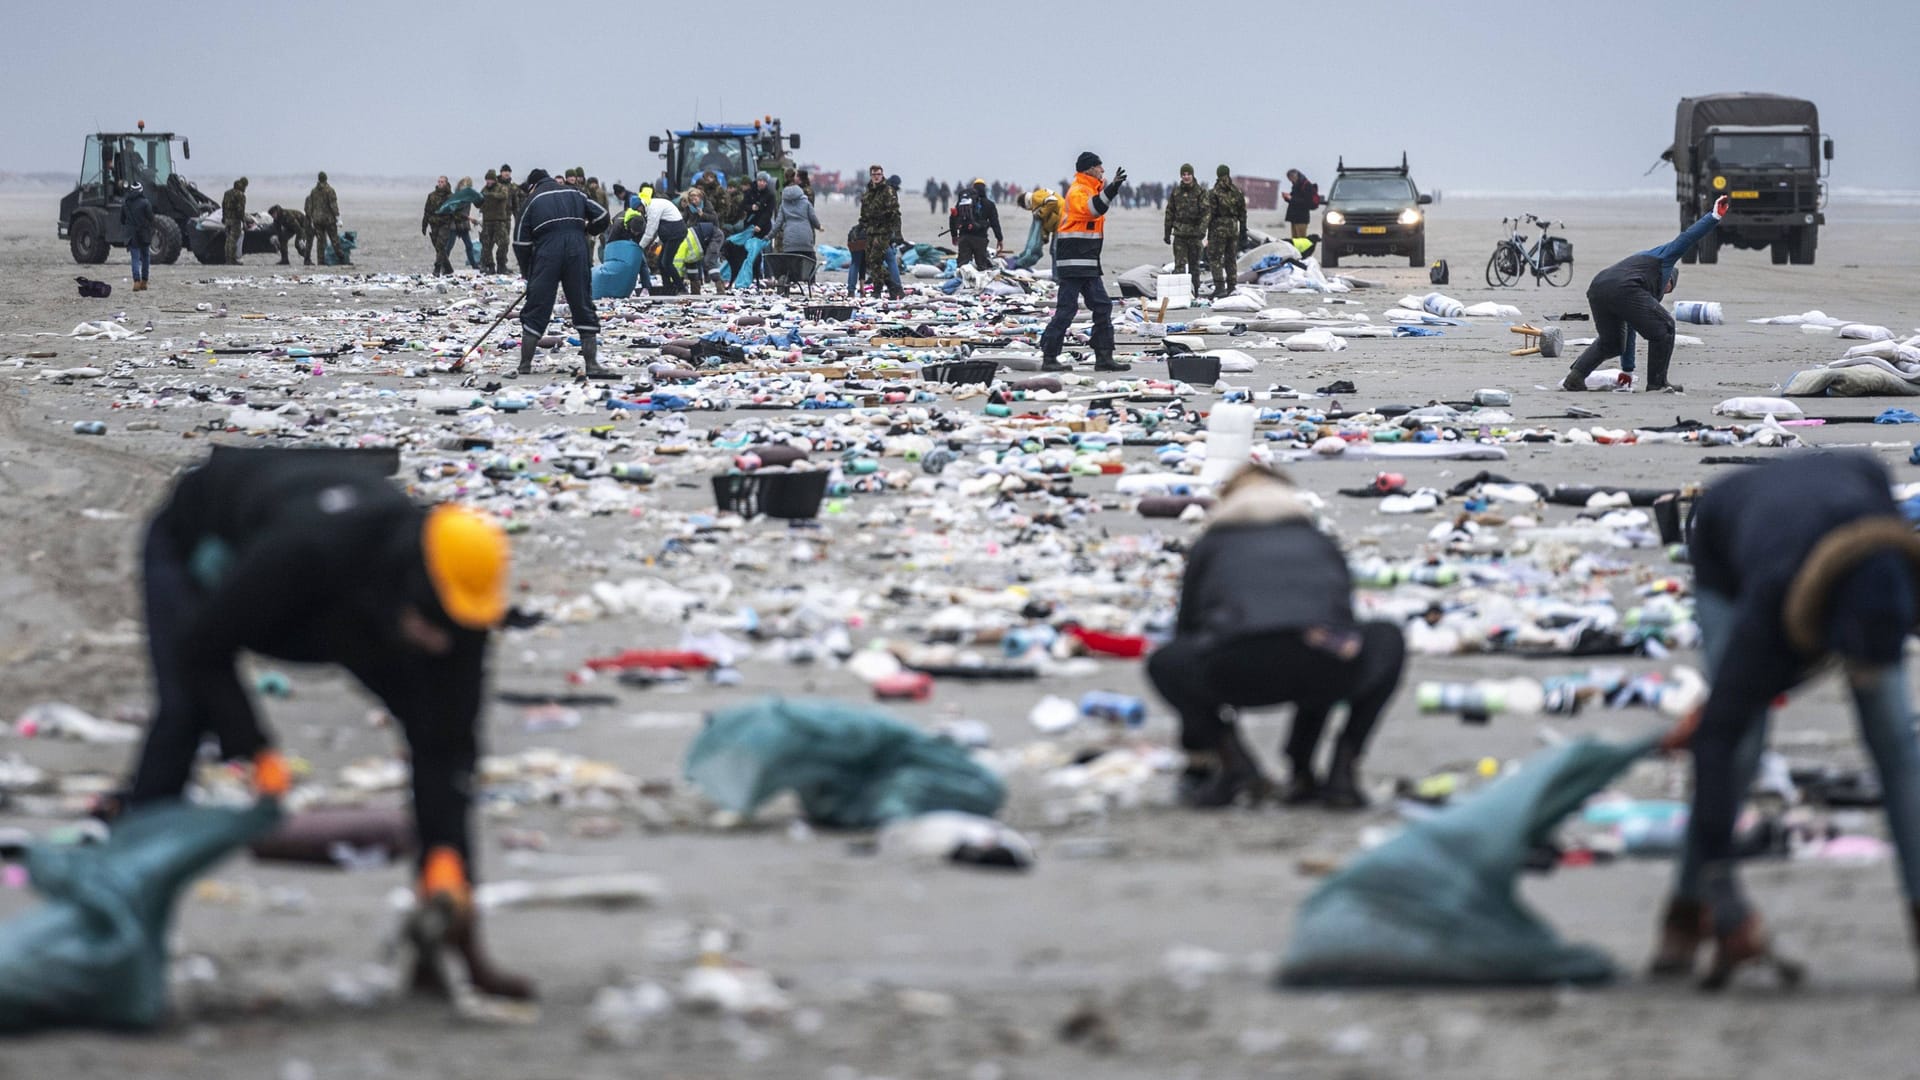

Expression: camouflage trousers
xmin=311 ymin=219 xmax=343 ymax=264
xmin=1170 ymin=234 xmax=1205 ymax=295
xmin=428 ymin=223 xmax=454 ymax=275
xmin=1206 ymin=234 xmax=1238 ymax=293
xmin=480 ymin=220 xmax=511 ymax=273
xmin=863 ymin=233 xmax=897 ymax=294
xmin=224 ymin=223 xmax=243 ymax=263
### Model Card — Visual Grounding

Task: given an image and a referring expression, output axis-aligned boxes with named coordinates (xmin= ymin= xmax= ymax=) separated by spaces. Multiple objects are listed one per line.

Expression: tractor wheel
xmin=151 ymin=217 xmax=183 ymax=265
xmin=1790 ymin=226 xmax=1817 ymax=266
xmin=1770 ymin=238 xmax=1790 ymax=265
xmin=191 ymin=228 xmax=224 ymax=264
xmin=69 ymin=212 xmax=108 ymax=264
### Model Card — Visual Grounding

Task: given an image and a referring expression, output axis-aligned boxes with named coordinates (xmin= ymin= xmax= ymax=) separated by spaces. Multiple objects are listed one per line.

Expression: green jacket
xmin=1164 ymin=181 xmax=1210 ymax=239
xmin=858 ymin=182 xmax=901 ymax=245
xmin=1207 ymin=180 xmax=1246 ymax=244
xmin=305 ymin=181 xmax=338 ymax=226
xmin=480 ymin=180 xmax=511 ymax=223
xmin=221 ymin=186 xmax=246 ymax=224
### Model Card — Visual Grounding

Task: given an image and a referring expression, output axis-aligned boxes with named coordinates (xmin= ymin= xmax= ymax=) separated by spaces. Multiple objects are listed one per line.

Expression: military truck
xmin=1661 ymin=93 xmax=1832 ymax=266
xmin=58 ymin=124 xmax=273 ymax=265
xmin=646 ymin=117 xmax=801 ymax=197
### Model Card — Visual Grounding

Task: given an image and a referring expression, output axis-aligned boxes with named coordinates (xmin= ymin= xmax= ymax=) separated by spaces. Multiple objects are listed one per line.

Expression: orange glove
xmin=253 ymin=749 xmax=292 ymax=798
xmin=418 ymin=846 xmax=472 ymax=911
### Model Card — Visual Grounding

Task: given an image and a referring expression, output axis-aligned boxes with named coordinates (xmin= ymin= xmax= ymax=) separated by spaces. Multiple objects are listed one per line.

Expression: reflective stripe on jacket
xmin=1050 ymin=171 xmax=1110 ymax=278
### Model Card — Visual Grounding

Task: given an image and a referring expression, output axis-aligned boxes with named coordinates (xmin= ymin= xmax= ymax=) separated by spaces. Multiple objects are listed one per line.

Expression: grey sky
xmin=4 ymin=0 xmax=1915 ymax=193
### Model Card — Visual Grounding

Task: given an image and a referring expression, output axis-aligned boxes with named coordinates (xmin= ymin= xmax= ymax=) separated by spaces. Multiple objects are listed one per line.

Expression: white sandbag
xmin=1210 ymin=292 xmax=1263 ymax=313
xmin=1842 ymin=339 xmax=1920 ymax=364
xmin=1840 ymin=324 xmax=1895 ymax=342
xmin=1462 ymin=301 xmax=1522 ymax=319
xmin=1675 ymin=334 xmax=1704 ymax=347
xmin=910 ymin=264 xmax=944 ymax=279
xmin=1201 ymin=349 xmax=1258 ymax=372
xmin=1713 ymin=397 xmax=1803 ymax=419
xmin=1395 ymin=295 xmax=1426 ymax=311
xmin=1284 ymin=329 xmax=1347 ymax=352
xmin=1422 ymin=292 xmax=1465 ymax=318
xmin=1749 ymin=310 xmax=1845 ymax=327
xmin=1256 ymin=307 xmax=1306 ymax=320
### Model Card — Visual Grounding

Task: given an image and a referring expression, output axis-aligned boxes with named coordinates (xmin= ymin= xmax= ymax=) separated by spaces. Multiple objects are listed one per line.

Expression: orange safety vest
xmin=1051 ymin=171 xmax=1110 ymax=278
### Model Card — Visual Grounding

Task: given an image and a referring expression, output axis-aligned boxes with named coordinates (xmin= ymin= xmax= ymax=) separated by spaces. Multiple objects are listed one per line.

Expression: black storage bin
xmin=1167 ymin=353 xmax=1222 ymax=385
xmin=919 ymin=360 xmax=998 ymax=385
xmin=711 ymin=470 xmax=830 ymax=519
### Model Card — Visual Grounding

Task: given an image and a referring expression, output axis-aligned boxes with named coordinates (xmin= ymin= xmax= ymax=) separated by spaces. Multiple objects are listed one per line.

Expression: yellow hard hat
xmin=422 ymin=505 xmax=509 ymax=630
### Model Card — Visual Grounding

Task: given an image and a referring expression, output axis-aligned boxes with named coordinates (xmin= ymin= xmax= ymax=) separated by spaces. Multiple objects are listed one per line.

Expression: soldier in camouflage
xmin=585 ymin=176 xmax=607 ymax=264
xmin=1162 ymin=163 xmax=1211 ymax=300
xmin=423 ymin=176 xmax=455 ymax=276
xmin=480 ymin=169 xmax=512 ymax=274
xmin=266 ymin=205 xmax=312 ymax=266
xmin=305 ymin=171 xmax=345 ymax=266
xmin=1206 ymin=165 xmax=1247 ymax=298
xmin=858 ymin=164 xmax=903 ymax=300
xmin=221 ymin=177 xmax=248 ymax=264
xmin=498 ymin=165 xmax=521 ymax=243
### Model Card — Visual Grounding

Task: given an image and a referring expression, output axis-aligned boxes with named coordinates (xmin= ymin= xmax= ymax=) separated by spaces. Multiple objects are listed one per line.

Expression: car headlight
xmin=1325 ymin=210 xmax=1345 ymax=225
xmin=1398 ymin=208 xmax=1422 ymax=225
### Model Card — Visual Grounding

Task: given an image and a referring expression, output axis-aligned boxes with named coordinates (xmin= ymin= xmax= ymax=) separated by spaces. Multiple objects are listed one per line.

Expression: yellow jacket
xmin=1025 ymin=188 xmax=1062 ymax=240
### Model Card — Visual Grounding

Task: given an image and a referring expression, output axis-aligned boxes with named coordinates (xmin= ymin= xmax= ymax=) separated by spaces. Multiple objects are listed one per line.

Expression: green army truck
xmin=1662 ymin=93 xmax=1833 ymax=266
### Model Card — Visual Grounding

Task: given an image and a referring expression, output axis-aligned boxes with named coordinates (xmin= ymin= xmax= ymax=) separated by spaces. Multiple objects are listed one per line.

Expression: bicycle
xmin=1485 ymin=213 xmax=1573 ymax=288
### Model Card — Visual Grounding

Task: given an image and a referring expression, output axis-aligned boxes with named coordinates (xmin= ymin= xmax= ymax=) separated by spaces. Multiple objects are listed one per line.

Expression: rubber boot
xmin=1700 ymin=913 xmax=1805 ymax=991
xmin=580 ymin=331 xmax=612 ymax=379
xmin=1279 ymin=755 xmax=1322 ymax=806
xmin=1039 ymin=354 xmax=1070 ymax=373
xmin=450 ymin=908 xmax=537 ymax=1000
xmin=1319 ymin=745 xmax=1369 ymax=810
xmin=1181 ymin=721 xmax=1272 ymax=809
xmin=1092 ymin=352 xmax=1131 ymax=373
xmin=1908 ymin=901 xmax=1920 ymax=990
xmin=517 ymin=335 xmax=536 ymax=376
xmin=1648 ymin=897 xmax=1711 ymax=978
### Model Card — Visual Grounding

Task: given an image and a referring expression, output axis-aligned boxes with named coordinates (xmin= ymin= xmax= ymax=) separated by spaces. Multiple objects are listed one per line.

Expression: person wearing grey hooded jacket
xmin=768 ymin=183 xmax=822 ymax=255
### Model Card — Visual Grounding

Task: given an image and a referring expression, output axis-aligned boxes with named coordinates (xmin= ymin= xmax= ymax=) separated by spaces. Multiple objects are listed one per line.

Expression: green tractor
xmin=646 ymin=116 xmax=802 ymax=197
xmin=58 ymin=125 xmax=273 ymax=265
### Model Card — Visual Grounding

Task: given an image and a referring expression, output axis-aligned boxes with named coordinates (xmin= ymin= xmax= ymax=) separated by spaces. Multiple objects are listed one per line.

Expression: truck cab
xmin=1664 ymin=94 xmax=1831 ymax=265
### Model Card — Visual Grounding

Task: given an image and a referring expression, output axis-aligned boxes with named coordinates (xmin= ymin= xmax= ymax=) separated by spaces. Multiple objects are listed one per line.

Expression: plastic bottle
xmin=73 ymin=421 xmax=107 ymax=435
xmin=610 ymin=463 xmax=655 ymax=484
xmin=1472 ymin=388 xmax=1512 ymax=407
xmin=1415 ymin=678 xmax=1544 ymax=721
xmin=1199 ymin=403 xmax=1256 ymax=486
xmin=1078 ymin=691 xmax=1147 ymax=728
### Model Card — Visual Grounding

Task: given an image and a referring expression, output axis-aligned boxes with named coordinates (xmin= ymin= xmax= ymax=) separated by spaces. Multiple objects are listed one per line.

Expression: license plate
xmin=1730 ymin=190 xmax=1760 ymax=199
xmin=1359 ymin=225 xmax=1388 ymax=235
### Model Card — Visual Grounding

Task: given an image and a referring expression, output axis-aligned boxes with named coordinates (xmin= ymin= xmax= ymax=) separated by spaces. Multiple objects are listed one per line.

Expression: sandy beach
xmin=3 ymin=184 xmax=1920 ymax=1080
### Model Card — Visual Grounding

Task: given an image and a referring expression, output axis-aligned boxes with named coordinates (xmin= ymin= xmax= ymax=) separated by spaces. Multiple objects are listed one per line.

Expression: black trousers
xmin=127 ymin=521 xmax=268 ymax=802
xmin=520 ymin=236 xmax=599 ymax=340
xmin=1147 ymin=624 xmax=1406 ymax=768
xmin=956 ymin=234 xmax=994 ymax=271
xmin=653 ymin=220 xmax=688 ymax=293
xmin=1568 ymin=277 xmax=1676 ymax=387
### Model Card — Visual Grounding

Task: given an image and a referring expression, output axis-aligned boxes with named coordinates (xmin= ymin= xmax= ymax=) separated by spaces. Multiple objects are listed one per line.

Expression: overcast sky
xmin=5 ymin=0 xmax=1915 ymax=193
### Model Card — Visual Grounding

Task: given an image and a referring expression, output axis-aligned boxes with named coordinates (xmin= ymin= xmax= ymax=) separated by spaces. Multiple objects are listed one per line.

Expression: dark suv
xmin=1319 ymin=154 xmax=1431 ymax=267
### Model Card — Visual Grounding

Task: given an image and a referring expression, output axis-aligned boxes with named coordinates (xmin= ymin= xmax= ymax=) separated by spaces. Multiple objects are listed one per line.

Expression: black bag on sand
xmin=1428 ymin=260 xmax=1448 ymax=286
xmin=75 ymin=276 xmax=111 ymax=298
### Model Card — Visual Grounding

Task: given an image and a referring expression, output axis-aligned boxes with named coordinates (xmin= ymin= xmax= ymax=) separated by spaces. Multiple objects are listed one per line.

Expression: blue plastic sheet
xmin=727 ymin=228 xmax=769 ymax=289
xmin=592 ymin=240 xmax=646 ymax=299
xmin=1875 ymin=408 xmax=1920 ymax=424
xmin=1279 ymin=734 xmax=1657 ymax=987
xmin=685 ymin=697 xmax=1005 ymax=829
xmin=817 ymin=245 xmax=851 ymax=272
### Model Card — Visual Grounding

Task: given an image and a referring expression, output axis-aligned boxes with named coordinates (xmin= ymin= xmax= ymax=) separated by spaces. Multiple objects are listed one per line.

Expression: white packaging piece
xmin=1200 ymin=403 xmax=1256 ymax=485
xmin=1713 ymin=397 xmax=1804 ymax=419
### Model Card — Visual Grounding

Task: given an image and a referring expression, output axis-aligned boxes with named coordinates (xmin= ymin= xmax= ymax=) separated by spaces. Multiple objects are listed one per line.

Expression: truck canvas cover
xmin=1669 ymin=93 xmax=1818 ymax=170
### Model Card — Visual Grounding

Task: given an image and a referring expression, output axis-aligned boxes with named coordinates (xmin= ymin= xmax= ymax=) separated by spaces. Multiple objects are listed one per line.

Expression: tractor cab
xmin=60 ymin=124 xmax=235 ymax=265
xmin=648 ymin=117 xmax=801 ymax=197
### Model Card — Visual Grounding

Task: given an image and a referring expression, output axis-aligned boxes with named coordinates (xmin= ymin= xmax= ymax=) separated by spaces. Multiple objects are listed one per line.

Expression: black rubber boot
xmin=517 ymin=336 xmax=536 ymax=376
xmin=580 ymin=331 xmax=613 ymax=379
xmin=1319 ymin=746 xmax=1369 ymax=810
xmin=1039 ymin=355 xmax=1070 ymax=373
xmin=1092 ymin=352 xmax=1131 ymax=373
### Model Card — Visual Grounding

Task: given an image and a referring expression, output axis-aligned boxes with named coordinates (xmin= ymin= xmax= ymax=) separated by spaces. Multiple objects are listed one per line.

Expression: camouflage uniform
xmin=858 ymin=179 xmax=902 ymax=297
xmin=1205 ymin=172 xmax=1247 ymax=296
xmin=305 ymin=173 xmax=344 ymax=265
xmin=1162 ymin=175 xmax=1211 ymax=298
xmin=424 ymin=183 xmax=455 ymax=275
xmin=267 ymin=206 xmax=312 ymax=265
xmin=585 ymin=180 xmax=607 ymax=263
xmin=480 ymin=172 xmax=512 ymax=273
xmin=221 ymin=178 xmax=248 ymax=263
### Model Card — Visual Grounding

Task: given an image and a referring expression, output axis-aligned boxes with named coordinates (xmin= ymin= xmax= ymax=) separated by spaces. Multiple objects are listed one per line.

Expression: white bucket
xmin=1200 ymin=403 xmax=1256 ymax=486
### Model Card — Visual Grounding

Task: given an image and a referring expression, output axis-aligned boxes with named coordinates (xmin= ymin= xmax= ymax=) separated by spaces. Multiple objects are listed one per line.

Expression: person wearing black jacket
xmin=121 ymin=181 xmax=154 ymax=291
xmin=1147 ymin=465 xmax=1406 ymax=809
xmin=1281 ymin=169 xmax=1315 ymax=240
xmin=1654 ymin=452 xmax=1920 ymax=989
xmin=721 ymin=171 xmax=779 ymax=286
xmin=512 ymin=168 xmax=610 ymax=377
xmin=950 ymin=179 xmax=1003 ymax=271
xmin=124 ymin=449 xmax=533 ymax=999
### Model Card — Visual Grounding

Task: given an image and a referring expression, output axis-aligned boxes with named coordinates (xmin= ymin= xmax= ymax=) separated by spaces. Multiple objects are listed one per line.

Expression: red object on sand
xmin=584 ymin=649 xmax=715 ymax=672
xmin=1068 ymin=627 xmax=1149 ymax=659
xmin=873 ymin=671 xmax=934 ymax=701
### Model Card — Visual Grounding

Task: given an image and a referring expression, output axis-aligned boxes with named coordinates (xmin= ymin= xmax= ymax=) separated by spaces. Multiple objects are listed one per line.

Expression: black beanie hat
xmin=524 ymin=168 xmax=550 ymax=189
xmin=1075 ymin=151 xmax=1101 ymax=173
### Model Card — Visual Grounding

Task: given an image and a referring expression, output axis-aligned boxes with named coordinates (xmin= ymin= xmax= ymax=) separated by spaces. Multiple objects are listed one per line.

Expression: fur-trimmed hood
xmin=1207 ymin=479 xmax=1314 ymax=530
xmin=1781 ymin=516 xmax=1920 ymax=656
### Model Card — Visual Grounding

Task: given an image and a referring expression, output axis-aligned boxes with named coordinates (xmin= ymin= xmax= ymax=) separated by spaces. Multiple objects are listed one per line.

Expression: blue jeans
xmin=129 ymin=243 xmax=150 ymax=282
xmin=846 ymin=247 xmax=901 ymax=292
xmin=1681 ymin=588 xmax=1920 ymax=922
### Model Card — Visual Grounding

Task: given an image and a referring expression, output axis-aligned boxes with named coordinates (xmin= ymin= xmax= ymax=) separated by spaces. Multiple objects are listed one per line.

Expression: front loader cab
xmin=60 ymin=127 xmax=204 ymax=265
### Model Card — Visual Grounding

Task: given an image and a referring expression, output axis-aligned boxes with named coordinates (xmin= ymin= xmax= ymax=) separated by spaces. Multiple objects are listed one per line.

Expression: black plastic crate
xmin=919 ymin=359 xmax=999 ymax=385
xmin=804 ymin=304 xmax=854 ymax=321
xmin=711 ymin=470 xmax=830 ymax=520
xmin=1167 ymin=353 xmax=1222 ymax=385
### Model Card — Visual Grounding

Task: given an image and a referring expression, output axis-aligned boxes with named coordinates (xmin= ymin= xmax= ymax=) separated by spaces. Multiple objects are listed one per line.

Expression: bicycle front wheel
xmin=1544 ymin=258 xmax=1573 ymax=287
xmin=1485 ymin=244 xmax=1520 ymax=287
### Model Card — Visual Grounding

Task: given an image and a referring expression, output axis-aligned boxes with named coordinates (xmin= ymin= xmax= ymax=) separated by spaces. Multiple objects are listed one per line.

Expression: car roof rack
xmin=1335 ymin=151 xmax=1411 ymax=175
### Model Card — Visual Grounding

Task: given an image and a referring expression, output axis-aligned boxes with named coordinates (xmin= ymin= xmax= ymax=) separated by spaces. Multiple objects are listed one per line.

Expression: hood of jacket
xmin=1207 ymin=478 xmax=1314 ymax=530
xmin=779 ymin=184 xmax=809 ymax=211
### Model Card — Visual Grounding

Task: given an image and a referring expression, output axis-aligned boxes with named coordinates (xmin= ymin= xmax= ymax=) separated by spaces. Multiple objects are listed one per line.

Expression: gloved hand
xmin=408 ymin=846 xmax=537 ymax=1002
xmin=1164 ymin=233 xmax=1172 ymax=245
xmin=1712 ymin=194 xmax=1731 ymax=218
